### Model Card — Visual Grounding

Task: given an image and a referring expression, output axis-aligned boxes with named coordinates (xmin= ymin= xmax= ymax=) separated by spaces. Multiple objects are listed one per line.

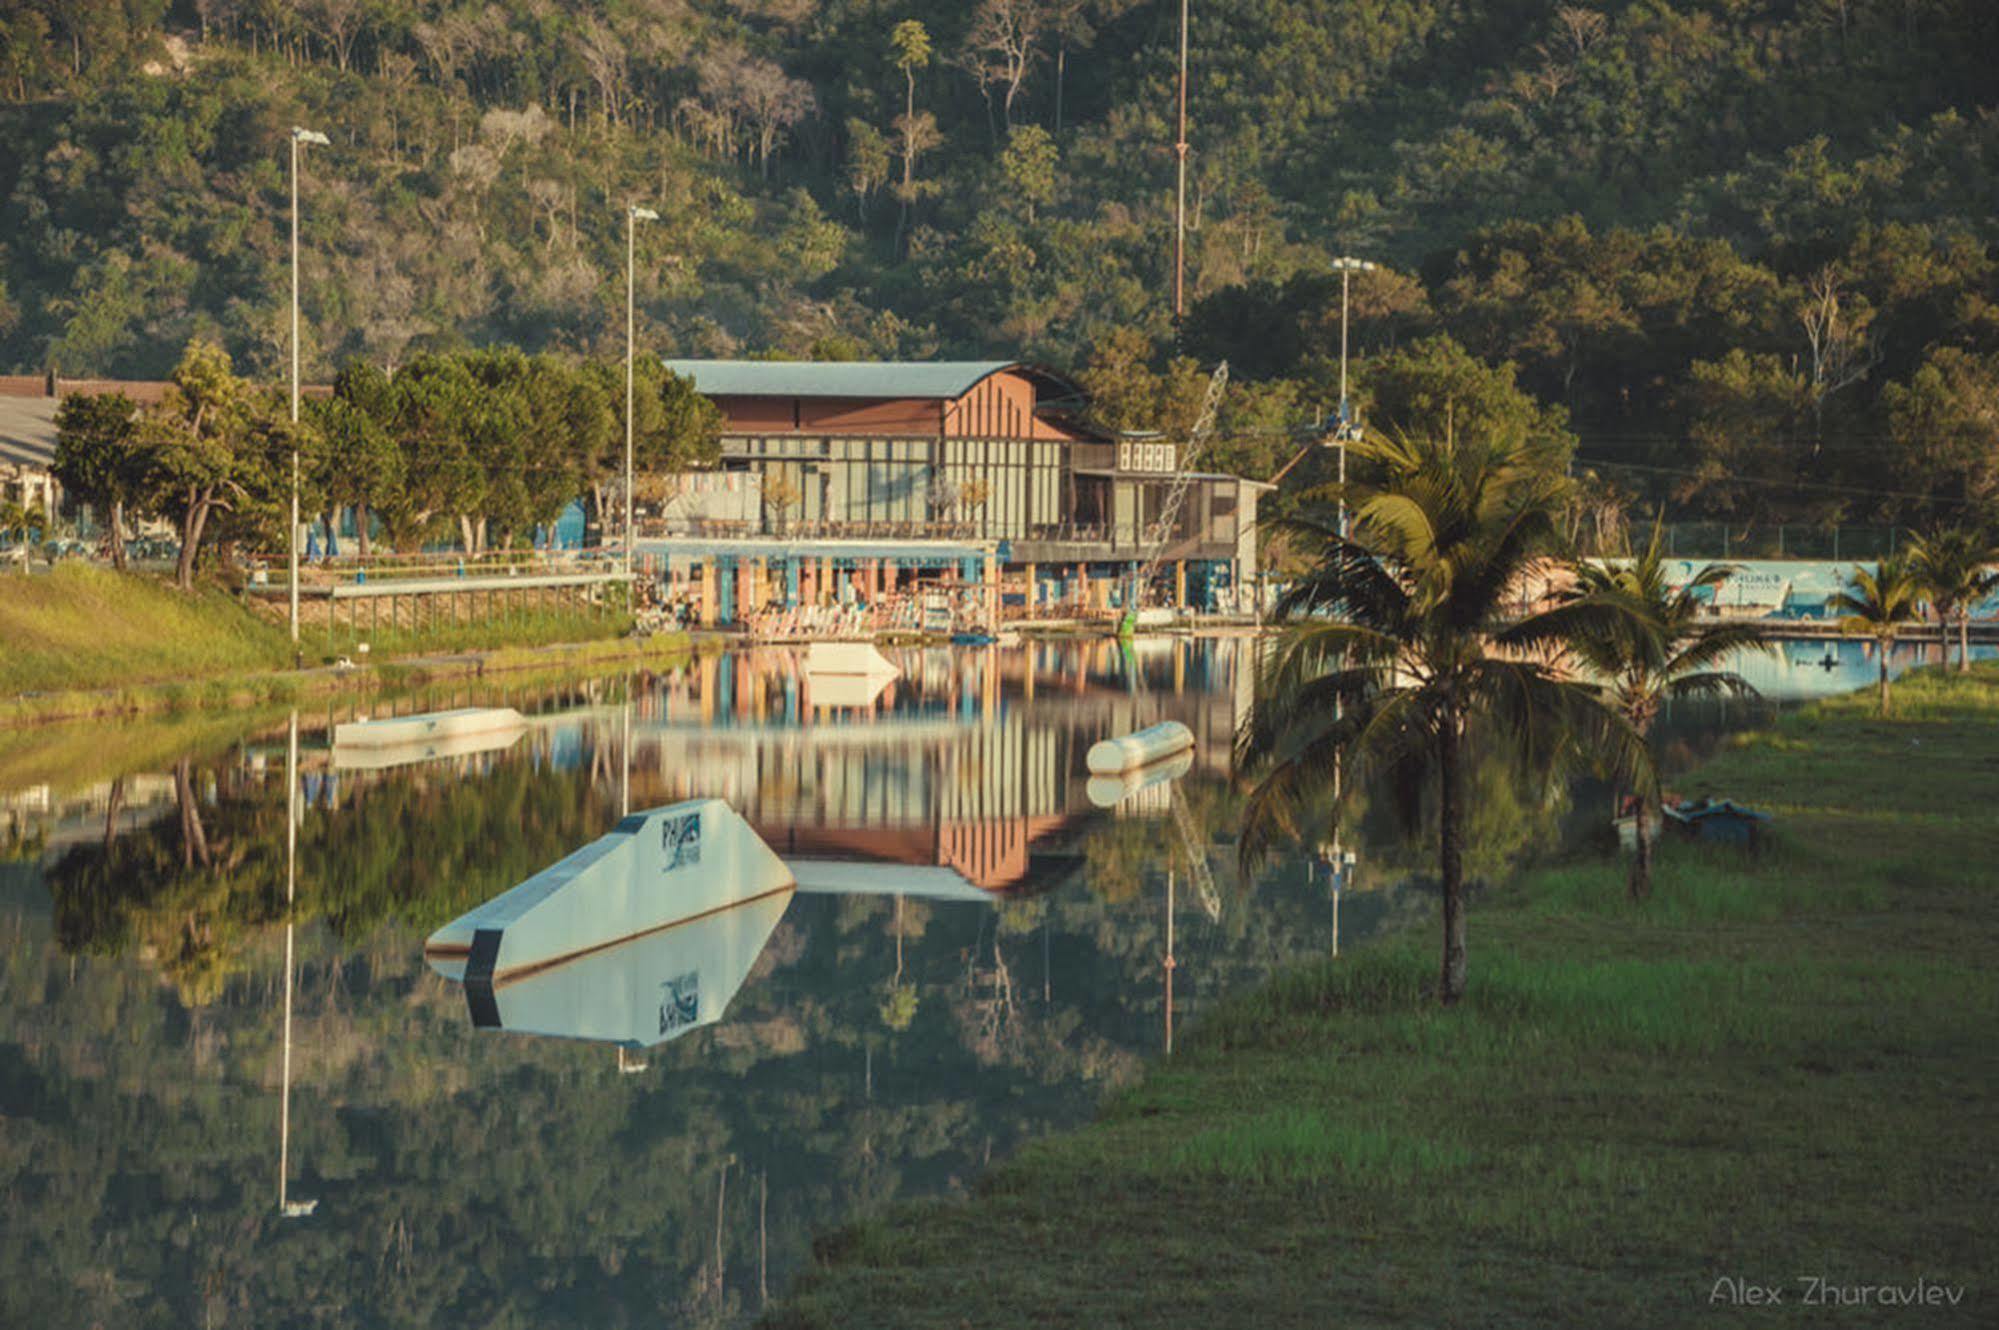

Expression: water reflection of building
xmin=633 ymin=640 xmax=1248 ymax=890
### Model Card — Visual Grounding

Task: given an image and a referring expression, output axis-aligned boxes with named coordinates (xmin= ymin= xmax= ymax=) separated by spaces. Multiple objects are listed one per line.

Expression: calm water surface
xmin=0 ymin=635 xmax=1950 ymax=1325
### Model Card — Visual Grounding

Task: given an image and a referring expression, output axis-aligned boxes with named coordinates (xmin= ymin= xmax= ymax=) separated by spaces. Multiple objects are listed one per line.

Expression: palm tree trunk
xmin=1438 ymin=711 xmax=1467 ymax=1005
xmin=1878 ymin=644 xmax=1891 ymax=714
xmin=1961 ymin=614 xmax=1972 ymax=674
xmin=1630 ymin=798 xmax=1653 ymax=902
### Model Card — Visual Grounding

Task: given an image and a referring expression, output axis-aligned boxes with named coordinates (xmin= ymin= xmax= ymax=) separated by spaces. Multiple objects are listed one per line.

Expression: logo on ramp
xmin=662 ymin=811 xmax=701 ymax=870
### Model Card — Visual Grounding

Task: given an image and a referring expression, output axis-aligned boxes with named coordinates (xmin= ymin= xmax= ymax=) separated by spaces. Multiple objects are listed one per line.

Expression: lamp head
xmin=292 ymin=127 xmax=331 ymax=146
xmin=630 ymin=206 xmax=660 ymax=222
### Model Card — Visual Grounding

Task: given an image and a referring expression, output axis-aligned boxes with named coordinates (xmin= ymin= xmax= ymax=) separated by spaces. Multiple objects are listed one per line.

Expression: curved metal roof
xmin=661 ymin=359 xmax=1035 ymax=401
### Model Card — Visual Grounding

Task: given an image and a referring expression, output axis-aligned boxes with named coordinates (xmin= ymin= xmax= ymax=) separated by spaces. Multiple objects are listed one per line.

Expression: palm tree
xmin=1235 ymin=429 xmax=1651 ymax=1005
xmin=1552 ymin=520 xmax=1766 ymax=901
xmin=1832 ymin=555 xmax=1925 ymax=714
xmin=1906 ymin=526 xmax=1999 ymax=674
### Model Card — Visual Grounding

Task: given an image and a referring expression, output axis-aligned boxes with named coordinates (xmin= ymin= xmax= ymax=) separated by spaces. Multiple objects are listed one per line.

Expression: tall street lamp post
xmin=1329 ymin=255 xmax=1374 ymax=541
xmin=289 ymin=127 xmax=329 ymax=660
xmin=625 ymin=205 xmax=659 ymax=585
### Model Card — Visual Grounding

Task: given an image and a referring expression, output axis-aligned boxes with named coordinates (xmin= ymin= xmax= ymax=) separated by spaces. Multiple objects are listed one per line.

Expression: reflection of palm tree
xmin=1236 ymin=430 xmax=1651 ymax=1004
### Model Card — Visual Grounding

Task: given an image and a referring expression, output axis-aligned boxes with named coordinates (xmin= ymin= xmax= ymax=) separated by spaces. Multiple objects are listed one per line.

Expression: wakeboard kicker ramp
xmin=425 ymin=797 xmax=995 ymax=1043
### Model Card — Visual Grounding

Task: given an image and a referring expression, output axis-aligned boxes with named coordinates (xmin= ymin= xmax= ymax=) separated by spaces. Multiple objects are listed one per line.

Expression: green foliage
xmin=0 ymin=0 xmax=1993 ymax=530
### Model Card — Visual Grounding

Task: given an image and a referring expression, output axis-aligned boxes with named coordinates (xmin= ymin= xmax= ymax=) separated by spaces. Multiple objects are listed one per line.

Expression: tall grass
xmin=0 ymin=564 xmax=289 ymax=695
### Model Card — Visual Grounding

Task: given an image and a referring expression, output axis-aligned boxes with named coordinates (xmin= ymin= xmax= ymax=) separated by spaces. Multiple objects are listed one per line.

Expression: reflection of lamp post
xmin=1319 ymin=841 xmax=1357 ymax=958
xmin=288 ymin=128 xmax=330 ymax=661
xmin=278 ymin=710 xmax=317 ymax=1218
xmin=1163 ymin=868 xmax=1176 ymax=1054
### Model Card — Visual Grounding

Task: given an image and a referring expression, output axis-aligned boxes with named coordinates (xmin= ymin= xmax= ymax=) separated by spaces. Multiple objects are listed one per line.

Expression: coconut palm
xmin=1832 ymin=555 xmax=1925 ymax=714
xmin=1906 ymin=526 xmax=1999 ymax=673
xmin=1235 ymin=429 xmax=1652 ymax=1005
xmin=1551 ymin=519 xmax=1767 ymax=901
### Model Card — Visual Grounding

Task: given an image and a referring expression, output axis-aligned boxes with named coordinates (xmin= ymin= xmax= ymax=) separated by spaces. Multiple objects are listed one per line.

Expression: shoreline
xmin=0 ymin=632 xmax=699 ymax=729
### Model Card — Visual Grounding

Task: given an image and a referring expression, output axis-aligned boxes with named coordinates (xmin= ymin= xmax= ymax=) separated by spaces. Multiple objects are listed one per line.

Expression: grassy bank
xmin=0 ymin=566 xmax=675 ymax=725
xmin=771 ymin=669 xmax=1999 ymax=1328
xmin=0 ymin=564 xmax=290 ymax=693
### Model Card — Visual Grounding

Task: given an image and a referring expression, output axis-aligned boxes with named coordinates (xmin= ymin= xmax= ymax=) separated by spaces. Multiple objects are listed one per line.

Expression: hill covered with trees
xmin=3 ymin=0 xmax=1997 ymax=525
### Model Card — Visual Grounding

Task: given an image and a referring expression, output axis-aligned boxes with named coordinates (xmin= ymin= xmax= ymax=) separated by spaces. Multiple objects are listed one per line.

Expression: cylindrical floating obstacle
xmin=1086 ymin=749 xmax=1194 ymax=808
xmin=1086 ymin=720 xmax=1196 ymax=775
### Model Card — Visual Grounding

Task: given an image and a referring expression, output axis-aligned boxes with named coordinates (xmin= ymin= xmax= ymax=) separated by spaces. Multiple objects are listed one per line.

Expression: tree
xmin=313 ymin=361 xmax=404 ymax=558
xmin=52 ymin=391 xmax=145 ymax=569
xmin=761 ymin=469 xmax=800 ymax=534
xmin=1880 ymin=348 xmax=1999 ymax=520
xmin=1360 ymin=336 xmax=1574 ymax=464
xmin=1550 ymin=520 xmax=1765 ymax=899
xmin=142 ymin=340 xmax=251 ymax=589
xmin=889 ymin=18 xmax=934 ymax=252
xmin=964 ymin=0 xmax=1045 ymax=137
xmin=1235 ymin=428 xmax=1649 ymax=1004
xmin=1832 ymin=556 xmax=1925 ymax=714
xmin=998 ymin=124 xmax=1057 ymax=222
xmin=844 ymin=118 xmax=892 ymax=221
xmin=1906 ymin=526 xmax=1999 ymax=673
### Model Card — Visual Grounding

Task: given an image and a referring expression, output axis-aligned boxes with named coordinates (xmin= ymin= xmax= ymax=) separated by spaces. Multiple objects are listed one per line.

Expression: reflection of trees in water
xmin=42 ymin=749 xmax=622 ymax=1003
xmin=0 ymin=660 xmax=1594 ymax=1325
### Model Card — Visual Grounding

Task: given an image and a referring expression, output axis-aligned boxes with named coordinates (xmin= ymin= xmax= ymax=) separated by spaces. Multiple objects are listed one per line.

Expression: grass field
xmin=0 ymin=566 xmax=655 ymax=722
xmin=769 ymin=668 xmax=1999 ymax=1328
xmin=0 ymin=564 xmax=291 ymax=694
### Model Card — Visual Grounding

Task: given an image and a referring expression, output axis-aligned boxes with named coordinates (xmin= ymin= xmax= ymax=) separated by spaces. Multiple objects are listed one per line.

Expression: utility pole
xmin=625 ymin=206 xmax=657 ymax=584
xmin=1172 ymin=0 xmax=1190 ymax=325
xmin=1330 ymin=255 xmax=1374 ymax=541
xmin=288 ymin=128 xmax=328 ymax=662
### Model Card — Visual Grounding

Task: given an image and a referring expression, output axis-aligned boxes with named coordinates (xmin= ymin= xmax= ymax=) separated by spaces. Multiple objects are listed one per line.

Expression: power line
xmin=1574 ymin=455 xmax=1979 ymax=507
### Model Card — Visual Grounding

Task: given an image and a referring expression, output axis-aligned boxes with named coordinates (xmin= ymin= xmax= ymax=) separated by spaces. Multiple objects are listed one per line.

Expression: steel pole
xmin=1172 ymin=0 xmax=1189 ymax=322
xmin=289 ymin=136 xmax=301 ymax=655
xmin=625 ymin=209 xmax=636 ymax=582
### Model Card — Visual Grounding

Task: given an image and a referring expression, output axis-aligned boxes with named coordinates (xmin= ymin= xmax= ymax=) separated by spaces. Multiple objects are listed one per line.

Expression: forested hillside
xmin=3 ymin=1 xmax=1997 ymax=523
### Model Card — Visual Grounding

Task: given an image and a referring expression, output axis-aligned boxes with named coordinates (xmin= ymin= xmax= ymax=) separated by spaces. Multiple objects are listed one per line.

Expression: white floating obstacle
xmin=334 ymin=707 xmax=525 ymax=751
xmin=424 ymin=800 xmax=1003 ymax=1047
xmin=1085 ymin=748 xmax=1195 ymax=809
xmin=1085 ymin=720 xmax=1196 ymax=775
xmin=804 ymin=641 xmax=901 ymax=678
xmin=424 ymin=797 xmax=794 ymax=986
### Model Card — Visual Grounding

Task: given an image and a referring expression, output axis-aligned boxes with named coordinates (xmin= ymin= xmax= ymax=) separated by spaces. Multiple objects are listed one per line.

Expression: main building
xmin=644 ymin=359 xmax=1264 ymax=623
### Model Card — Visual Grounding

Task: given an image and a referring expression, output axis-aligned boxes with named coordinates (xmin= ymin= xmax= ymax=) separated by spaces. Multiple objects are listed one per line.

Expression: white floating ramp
xmin=425 ymin=797 xmax=794 ymax=987
xmin=1086 ymin=721 xmax=1196 ymax=775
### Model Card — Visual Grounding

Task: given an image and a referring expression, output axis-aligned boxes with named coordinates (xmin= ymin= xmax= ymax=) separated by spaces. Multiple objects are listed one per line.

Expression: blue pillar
xmin=785 ymin=557 xmax=800 ymax=606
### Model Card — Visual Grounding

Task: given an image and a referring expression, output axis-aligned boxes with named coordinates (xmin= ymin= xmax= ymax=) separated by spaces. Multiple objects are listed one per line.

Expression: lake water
xmin=0 ymin=634 xmax=1958 ymax=1325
